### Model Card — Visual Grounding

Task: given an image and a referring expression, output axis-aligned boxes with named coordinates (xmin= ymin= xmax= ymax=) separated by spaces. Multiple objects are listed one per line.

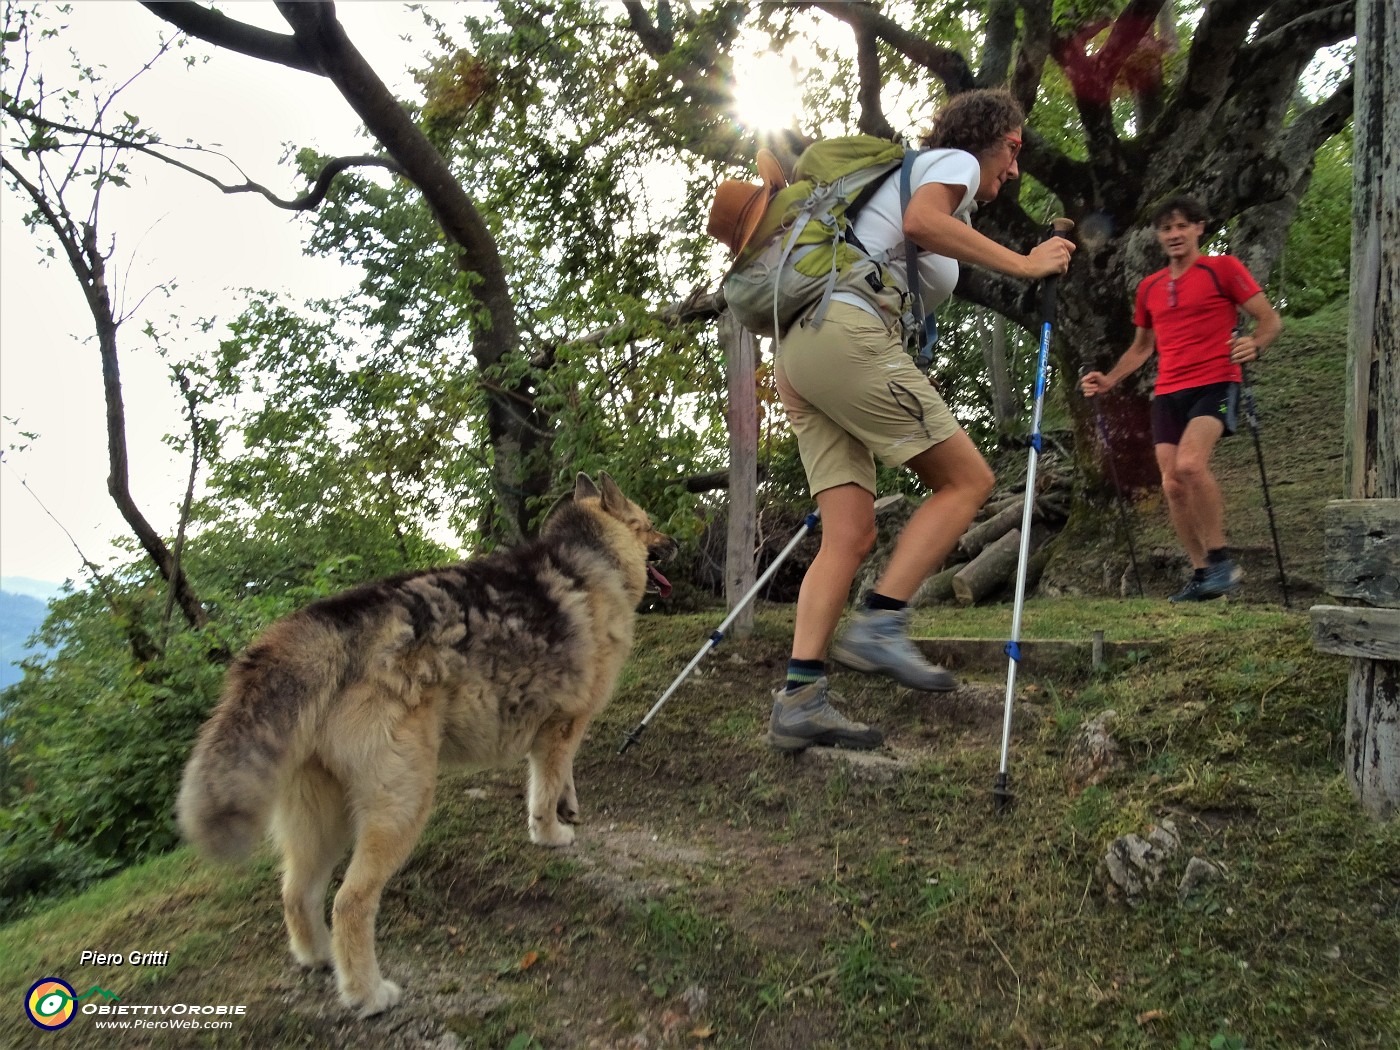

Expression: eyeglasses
xmin=1003 ymin=135 xmax=1022 ymax=160
xmin=1168 ymin=279 xmax=1178 ymax=308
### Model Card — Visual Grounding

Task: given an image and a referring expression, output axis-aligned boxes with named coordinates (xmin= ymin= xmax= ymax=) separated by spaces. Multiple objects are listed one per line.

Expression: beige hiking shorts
xmin=775 ymin=300 xmax=961 ymax=496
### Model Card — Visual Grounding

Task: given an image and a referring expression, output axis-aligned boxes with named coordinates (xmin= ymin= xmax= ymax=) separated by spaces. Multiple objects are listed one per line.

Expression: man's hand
xmin=1229 ymin=334 xmax=1263 ymax=364
xmin=1080 ymin=370 xmax=1112 ymax=397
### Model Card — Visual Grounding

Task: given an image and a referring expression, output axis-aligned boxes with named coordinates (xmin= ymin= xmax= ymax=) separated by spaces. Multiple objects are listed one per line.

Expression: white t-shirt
xmin=843 ymin=148 xmax=981 ymax=313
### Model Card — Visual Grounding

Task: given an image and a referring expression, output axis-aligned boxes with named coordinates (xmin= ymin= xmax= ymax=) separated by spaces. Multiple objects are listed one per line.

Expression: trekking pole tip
xmin=993 ymin=773 xmax=1014 ymax=814
xmin=618 ymin=723 xmax=646 ymax=755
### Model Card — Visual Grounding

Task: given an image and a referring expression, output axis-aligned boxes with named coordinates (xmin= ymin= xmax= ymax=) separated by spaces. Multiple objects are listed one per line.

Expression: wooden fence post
xmin=1309 ymin=0 xmax=1400 ymax=820
xmin=721 ymin=311 xmax=757 ymax=638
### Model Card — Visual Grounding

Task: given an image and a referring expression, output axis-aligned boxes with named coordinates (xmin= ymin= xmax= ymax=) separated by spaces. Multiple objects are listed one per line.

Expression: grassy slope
xmin=4 ymin=301 xmax=1396 ymax=1048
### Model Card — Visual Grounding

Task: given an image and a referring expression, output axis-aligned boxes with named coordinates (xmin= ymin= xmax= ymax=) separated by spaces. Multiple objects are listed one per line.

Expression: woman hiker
xmin=762 ymin=88 xmax=1075 ymax=752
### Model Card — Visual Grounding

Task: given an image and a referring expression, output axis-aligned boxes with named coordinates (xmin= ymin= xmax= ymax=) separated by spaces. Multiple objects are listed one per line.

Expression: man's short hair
xmin=1150 ymin=195 xmax=1210 ymax=228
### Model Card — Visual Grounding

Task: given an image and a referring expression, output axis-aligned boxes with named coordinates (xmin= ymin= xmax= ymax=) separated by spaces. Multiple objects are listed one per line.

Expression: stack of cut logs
xmin=858 ymin=453 xmax=1074 ymax=607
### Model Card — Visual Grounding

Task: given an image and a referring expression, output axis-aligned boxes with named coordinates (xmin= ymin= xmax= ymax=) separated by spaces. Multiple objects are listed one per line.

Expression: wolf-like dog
xmin=177 ymin=473 xmax=676 ymax=1017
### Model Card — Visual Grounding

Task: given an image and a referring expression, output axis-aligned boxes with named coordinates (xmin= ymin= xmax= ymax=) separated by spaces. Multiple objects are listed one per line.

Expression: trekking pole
xmin=1239 ymin=363 xmax=1292 ymax=609
xmin=1079 ymin=367 xmax=1145 ymax=598
xmin=618 ymin=510 xmax=821 ymax=754
xmin=994 ymin=218 xmax=1075 ymax=814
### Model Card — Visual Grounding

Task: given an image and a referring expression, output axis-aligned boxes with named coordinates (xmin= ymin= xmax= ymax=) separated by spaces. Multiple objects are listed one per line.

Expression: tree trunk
xmin=86 ymin=230 xmax=209 ymax=632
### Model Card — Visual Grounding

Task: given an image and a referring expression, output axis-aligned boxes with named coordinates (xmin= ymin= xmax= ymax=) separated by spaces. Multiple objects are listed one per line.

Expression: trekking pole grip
xmin=1040 ymin=218 xmax=1076 ymax=324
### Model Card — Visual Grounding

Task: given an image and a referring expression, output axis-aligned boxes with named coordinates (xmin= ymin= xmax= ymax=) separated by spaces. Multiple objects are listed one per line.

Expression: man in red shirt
xmin=1080 ymin=196 xmax=1282 ymax=601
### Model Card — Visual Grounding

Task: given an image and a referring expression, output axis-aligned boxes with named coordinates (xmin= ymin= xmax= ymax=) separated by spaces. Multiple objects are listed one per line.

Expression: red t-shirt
xmin=1134 ymin=255 xmax=1262 ymax=395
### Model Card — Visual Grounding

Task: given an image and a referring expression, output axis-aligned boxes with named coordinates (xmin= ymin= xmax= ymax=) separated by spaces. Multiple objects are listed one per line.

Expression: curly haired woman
xmin=768 ymin=88 xmax=1075 ymax=752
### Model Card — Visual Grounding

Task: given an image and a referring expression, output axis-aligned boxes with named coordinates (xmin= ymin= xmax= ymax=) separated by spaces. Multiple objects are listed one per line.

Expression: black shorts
xmin=1151 ymin=382 xmax=1239 ymax=445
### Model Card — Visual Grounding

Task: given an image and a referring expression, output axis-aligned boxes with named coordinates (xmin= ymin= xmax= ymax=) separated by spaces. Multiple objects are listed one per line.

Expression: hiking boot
xmin=829 ymin=608 xmax=957 ymax=691
xmin=1197 ymin=558 xmax=1243 ymax=598
xmin=767 ymin=678 xmax=883 ymax=752
xmin=1168 ymin=576 xmax=1223 ymax=603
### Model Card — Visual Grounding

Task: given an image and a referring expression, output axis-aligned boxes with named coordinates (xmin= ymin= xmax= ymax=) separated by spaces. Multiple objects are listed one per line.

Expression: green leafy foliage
xmin=1276 ymin=129 xmax=1352 ymax=317
xmin=0 ymin=584 xmax=222 ymax=915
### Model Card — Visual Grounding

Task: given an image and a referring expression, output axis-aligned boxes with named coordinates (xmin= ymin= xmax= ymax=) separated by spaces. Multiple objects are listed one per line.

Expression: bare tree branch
xmin=0 ymin=454 xmax=158 ymax=663
xmin=812 ymin=1 xmax=975 ymax=96
xmin=135 ymin=0 xmax=319 ymax=73
xmin=854 ymin=21 xmax=895 ymax=139
xmin=162 ymin=371 xmax=201 ymax=638
xmin=4 ymin=101 xmax=404 ymax=209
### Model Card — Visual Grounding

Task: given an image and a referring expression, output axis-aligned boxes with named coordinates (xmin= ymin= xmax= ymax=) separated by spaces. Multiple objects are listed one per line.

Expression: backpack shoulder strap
xmin=899 ymin=150 xmax=936 ymax=371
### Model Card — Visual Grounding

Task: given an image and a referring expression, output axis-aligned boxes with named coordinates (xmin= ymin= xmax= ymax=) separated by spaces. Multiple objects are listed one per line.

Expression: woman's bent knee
xmin=972 ymin=462 xmax=996 ymax=503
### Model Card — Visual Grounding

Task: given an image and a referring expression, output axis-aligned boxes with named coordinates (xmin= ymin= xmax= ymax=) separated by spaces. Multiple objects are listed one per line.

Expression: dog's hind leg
xmin=527 ymin=715 xmax=590 ymax=847
xmin=273 ymin=757 xmax=350 ymax=970
xmin=331 ymin=735 xmax=437 ymax=1017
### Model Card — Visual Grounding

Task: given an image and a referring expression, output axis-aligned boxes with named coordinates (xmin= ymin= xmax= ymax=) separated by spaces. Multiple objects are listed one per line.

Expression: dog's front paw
xmin=344 ymin=978 xmax=402 ymax=1018
xmin=529 ymin=817 xmax=576 ymax=848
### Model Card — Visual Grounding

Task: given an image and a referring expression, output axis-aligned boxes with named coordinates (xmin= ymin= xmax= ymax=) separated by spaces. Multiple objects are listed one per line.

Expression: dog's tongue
xmin=647 ymin=565 xmax=672 ymax=598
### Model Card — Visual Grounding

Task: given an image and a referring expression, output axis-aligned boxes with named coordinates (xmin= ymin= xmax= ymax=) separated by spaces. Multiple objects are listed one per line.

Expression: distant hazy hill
xmin=1 ymin=589 xmax=53 ymax=689
xmin=0 ymin=576 xmax=65 ymax=602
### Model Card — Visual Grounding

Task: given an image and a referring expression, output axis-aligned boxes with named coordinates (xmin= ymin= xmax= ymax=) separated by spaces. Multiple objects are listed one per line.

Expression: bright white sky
xmin=0 ymin=2 xmax=446 ymax=587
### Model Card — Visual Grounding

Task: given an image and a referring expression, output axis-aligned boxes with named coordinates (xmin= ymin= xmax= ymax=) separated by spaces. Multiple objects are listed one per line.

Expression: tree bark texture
xmin=1347 ymin=659 xmax=1400 ymax=820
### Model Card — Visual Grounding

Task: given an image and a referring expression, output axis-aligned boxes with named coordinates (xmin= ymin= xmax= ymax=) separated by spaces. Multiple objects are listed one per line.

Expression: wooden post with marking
xmin=721 ymin=311 xmax=758 ymax=639
xmin=1309 ymin=0 xmax=1400 ymax=820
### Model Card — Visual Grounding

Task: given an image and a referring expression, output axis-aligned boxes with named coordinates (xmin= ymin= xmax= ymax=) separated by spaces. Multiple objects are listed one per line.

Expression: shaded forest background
xmin=0 ymin=1 xmax=1356 ymax=913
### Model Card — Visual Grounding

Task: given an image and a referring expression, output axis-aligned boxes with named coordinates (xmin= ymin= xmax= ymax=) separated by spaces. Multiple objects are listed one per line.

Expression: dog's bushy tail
xmin=177 ymin=616 xmax=347 ymax=863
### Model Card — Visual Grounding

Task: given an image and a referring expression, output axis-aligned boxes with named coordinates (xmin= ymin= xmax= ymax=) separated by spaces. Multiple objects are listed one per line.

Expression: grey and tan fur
xmin=177 ymin=473 xmax=676 ymax=1017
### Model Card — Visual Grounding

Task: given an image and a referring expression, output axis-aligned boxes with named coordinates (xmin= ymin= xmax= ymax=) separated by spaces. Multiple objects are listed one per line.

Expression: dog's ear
xmin=574 ymin=472 xmax=600 ymax=502
xmin=597 ymin=472 xmax=628 ymax=513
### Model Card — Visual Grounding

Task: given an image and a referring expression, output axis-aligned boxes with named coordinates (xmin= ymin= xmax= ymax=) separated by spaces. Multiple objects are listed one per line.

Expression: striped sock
xmin=785 ymin=658 xmax=824 ymax=693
